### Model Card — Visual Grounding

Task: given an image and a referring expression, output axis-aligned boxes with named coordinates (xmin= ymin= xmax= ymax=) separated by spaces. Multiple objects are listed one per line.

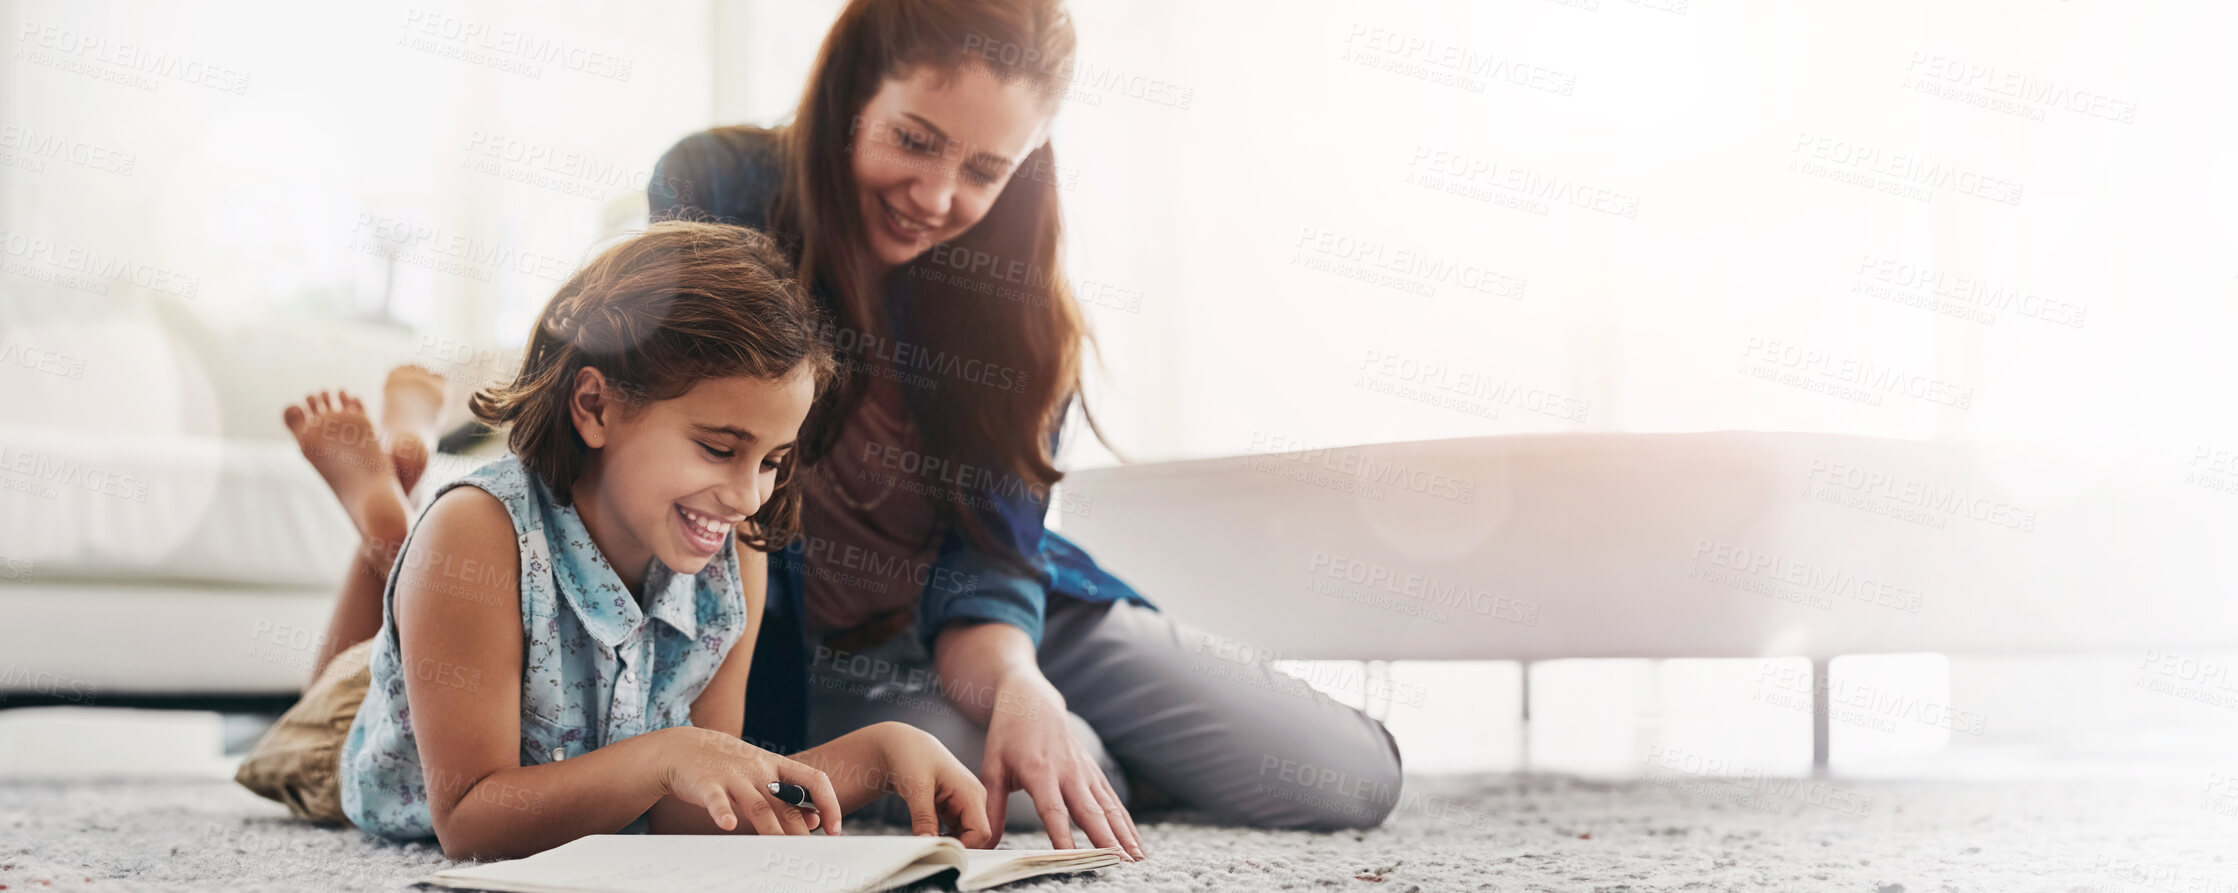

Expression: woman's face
xmin=850 ymin=63 xmax=1053 ymax=271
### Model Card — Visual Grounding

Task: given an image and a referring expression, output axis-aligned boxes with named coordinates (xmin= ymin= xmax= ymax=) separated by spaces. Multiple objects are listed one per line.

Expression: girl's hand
xmin=656 ymin=726 xmax=844 ymax=836
xmin=979 ymin=672 xmax=1143 ymax=860
xmin=868 ymin=722 xmax=995 ymax=847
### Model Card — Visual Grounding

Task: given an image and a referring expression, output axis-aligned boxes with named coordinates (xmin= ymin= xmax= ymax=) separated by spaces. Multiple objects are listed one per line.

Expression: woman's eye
xmin=964 ymin=166 xmax=999 ymax=186
xmin=761 ymin=455 xmax=787 ymax=472
xmin=896 ymin=128 xmax=932 ymax=152
xmin=699 ymin=442 xmax=734 ymax=460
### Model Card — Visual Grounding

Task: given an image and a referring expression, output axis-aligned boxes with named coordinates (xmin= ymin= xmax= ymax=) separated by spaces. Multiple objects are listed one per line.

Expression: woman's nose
xmin=907 ymin=172 xmax=955 ymax=221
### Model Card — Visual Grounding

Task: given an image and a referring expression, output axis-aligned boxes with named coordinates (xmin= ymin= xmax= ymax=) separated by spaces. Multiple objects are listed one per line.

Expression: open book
xmin=425 ymin=835 xmax=1124 ymax=893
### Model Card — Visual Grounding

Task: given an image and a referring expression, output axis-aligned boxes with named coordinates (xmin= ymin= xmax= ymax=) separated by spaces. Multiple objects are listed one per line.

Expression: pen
xmin=767 ymin=781 xmax=812 ymax=809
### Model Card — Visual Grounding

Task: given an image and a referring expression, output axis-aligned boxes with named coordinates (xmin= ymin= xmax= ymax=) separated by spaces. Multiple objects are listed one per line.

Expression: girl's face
xmin=850 ymin=63 xmax=1053 ymax=271
xmin=568 ymin=368 xmax=817 ymax=587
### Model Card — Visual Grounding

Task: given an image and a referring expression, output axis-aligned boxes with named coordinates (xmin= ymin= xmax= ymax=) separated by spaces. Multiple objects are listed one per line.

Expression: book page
xmin=431 ymin=835 xmax=953 ymax=893
xmin=955 ymin=847 xmax=1126 ymax=891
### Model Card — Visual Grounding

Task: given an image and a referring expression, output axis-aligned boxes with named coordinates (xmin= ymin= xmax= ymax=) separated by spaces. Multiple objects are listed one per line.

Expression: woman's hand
xmin=867 ymin=722 xmax=995 ymax=847
xmin=979 ymin=670 xmax=1144 ymax=860
xmin=655 ymin=726 xmax=844 ymax=836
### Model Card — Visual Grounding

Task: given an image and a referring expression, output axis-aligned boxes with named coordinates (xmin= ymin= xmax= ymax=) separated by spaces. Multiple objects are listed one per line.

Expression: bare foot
xmin=283 ymin=390 xmax=409 ymax=549
xmin=381 ymin=365 xmax=449 ymax=496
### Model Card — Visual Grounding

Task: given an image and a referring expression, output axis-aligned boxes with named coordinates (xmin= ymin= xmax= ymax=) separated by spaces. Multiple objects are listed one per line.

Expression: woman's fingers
xmin=1092 ymin=776 xmax=1144 ymax=859
xmin=979 ymin=763 xmax=1009 ymax=847
xmin=779 ymin=760 xmax=844 ymax=836
xmin=1061 ymin=776 xmax=1125 ymax=858
xmin=1023 ymin=774 xmax=1077 ymax=850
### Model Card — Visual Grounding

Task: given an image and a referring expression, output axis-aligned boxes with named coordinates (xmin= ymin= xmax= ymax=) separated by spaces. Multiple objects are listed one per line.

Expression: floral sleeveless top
xmin=339 ymin=455 xmax=747 ymax=840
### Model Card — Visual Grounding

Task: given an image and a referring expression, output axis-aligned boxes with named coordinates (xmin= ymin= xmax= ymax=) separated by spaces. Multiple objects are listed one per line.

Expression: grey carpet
xmin=2 ymin=773 xmax=2233 ymax=892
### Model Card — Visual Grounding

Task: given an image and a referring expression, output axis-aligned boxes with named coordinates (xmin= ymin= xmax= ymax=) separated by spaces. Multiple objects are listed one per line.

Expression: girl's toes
xmin=282 ymin=403 xmax=307 ymax=435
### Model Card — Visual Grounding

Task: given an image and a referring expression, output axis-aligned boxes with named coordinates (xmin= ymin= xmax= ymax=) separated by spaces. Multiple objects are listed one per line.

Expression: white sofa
xmin=1 ymin=294 xmax=496 ymax=705
xmin=1058 ymin=432 xmax=2238 ymax=661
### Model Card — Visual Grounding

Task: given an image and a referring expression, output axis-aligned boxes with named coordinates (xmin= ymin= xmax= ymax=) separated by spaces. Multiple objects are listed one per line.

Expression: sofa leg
xmin=1811 ymin=657 xmax=1831 ymax=775
xmin=1518 ymin=660 xmax=1531 ymax=772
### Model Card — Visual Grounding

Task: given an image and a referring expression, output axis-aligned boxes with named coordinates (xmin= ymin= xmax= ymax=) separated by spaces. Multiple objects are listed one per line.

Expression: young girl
xmin=241 ymin=221 xmax=992 ymax=860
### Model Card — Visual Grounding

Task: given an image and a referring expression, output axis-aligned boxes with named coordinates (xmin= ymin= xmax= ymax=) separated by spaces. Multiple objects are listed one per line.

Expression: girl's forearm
xmin=932 ymin=621 xmax=1053 ymax=726
xmin=432 ymin=727 xmax=675 ymax=860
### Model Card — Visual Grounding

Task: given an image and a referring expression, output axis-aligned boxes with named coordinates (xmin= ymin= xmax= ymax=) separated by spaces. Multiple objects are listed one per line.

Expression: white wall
xmin=704 ymin=0 xmax=2238 ymax=472
xmin=2 ymin=0 xmax=716 ymax=361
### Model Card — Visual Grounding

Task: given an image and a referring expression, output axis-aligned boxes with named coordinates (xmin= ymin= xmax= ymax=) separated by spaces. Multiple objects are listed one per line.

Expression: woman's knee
xmin=1232 ymin=716 xmax=1404 ymax=830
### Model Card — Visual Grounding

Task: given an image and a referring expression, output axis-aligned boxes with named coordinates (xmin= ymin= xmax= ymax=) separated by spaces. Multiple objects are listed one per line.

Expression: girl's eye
xmin=964 ymin=166 xmax=999 ymax=186
xmin=761 ymin=454 xmax=787 ymax=472
xmin=699 ymin=442 xmax=734 ymax=460
xmin=896 ymin=128 xmax=932 ymax=152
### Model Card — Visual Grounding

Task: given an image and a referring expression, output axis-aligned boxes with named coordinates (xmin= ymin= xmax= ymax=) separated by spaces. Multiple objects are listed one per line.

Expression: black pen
xmin=767 ymin=781 xmax=813 ymax=809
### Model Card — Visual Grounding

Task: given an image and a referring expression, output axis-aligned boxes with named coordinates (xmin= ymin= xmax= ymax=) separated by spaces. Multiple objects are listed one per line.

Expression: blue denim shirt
xmin=651 ymin=126 xmax=1152 ymax=753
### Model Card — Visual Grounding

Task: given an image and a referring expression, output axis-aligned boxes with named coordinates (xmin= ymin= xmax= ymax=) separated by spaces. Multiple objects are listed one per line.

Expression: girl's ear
xmin=568 ymin=366 xmax=615 ymax=449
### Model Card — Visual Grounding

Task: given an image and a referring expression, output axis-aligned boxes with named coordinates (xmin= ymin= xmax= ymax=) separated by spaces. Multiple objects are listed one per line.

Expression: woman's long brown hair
xmin=773 ymin=0 xmax=1107 ymax=570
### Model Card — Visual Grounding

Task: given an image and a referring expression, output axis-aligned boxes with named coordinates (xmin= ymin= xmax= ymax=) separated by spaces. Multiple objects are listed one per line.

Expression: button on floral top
xmin=340 ymin=455 xmax=746 ymax=840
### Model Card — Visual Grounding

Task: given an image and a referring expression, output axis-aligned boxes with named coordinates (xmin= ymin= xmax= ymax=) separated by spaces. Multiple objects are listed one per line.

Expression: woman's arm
xmin=935 ymin=619 xmax=1142 ymax=860
xmin=398 ymin=489 xmax=839 ymax=859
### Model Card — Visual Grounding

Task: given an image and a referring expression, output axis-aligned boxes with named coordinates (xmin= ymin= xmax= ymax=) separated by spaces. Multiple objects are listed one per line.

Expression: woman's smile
xmin=877 ymin=194 xmax=937 ymax=244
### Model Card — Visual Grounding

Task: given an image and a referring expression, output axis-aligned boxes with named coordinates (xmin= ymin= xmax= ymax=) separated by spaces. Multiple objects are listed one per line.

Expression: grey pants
xmin=805 ymin=596 xmax=1404 ymax=831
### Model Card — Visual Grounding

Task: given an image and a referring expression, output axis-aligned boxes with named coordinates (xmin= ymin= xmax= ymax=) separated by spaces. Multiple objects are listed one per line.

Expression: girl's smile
xmin=674 ymin=504 xmax=739 ymax=558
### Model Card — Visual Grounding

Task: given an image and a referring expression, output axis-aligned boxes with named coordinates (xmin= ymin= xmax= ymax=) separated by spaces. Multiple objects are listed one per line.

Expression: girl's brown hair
xmin=468 ymin=221 xmax=836 ymax=552
xmin=775 ymin=0 xmax=1107 ymax=569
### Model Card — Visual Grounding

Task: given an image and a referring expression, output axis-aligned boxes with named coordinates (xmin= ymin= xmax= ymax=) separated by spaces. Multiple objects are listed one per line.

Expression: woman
xmin=651 ymin=0 xmax=1403 ymax=856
